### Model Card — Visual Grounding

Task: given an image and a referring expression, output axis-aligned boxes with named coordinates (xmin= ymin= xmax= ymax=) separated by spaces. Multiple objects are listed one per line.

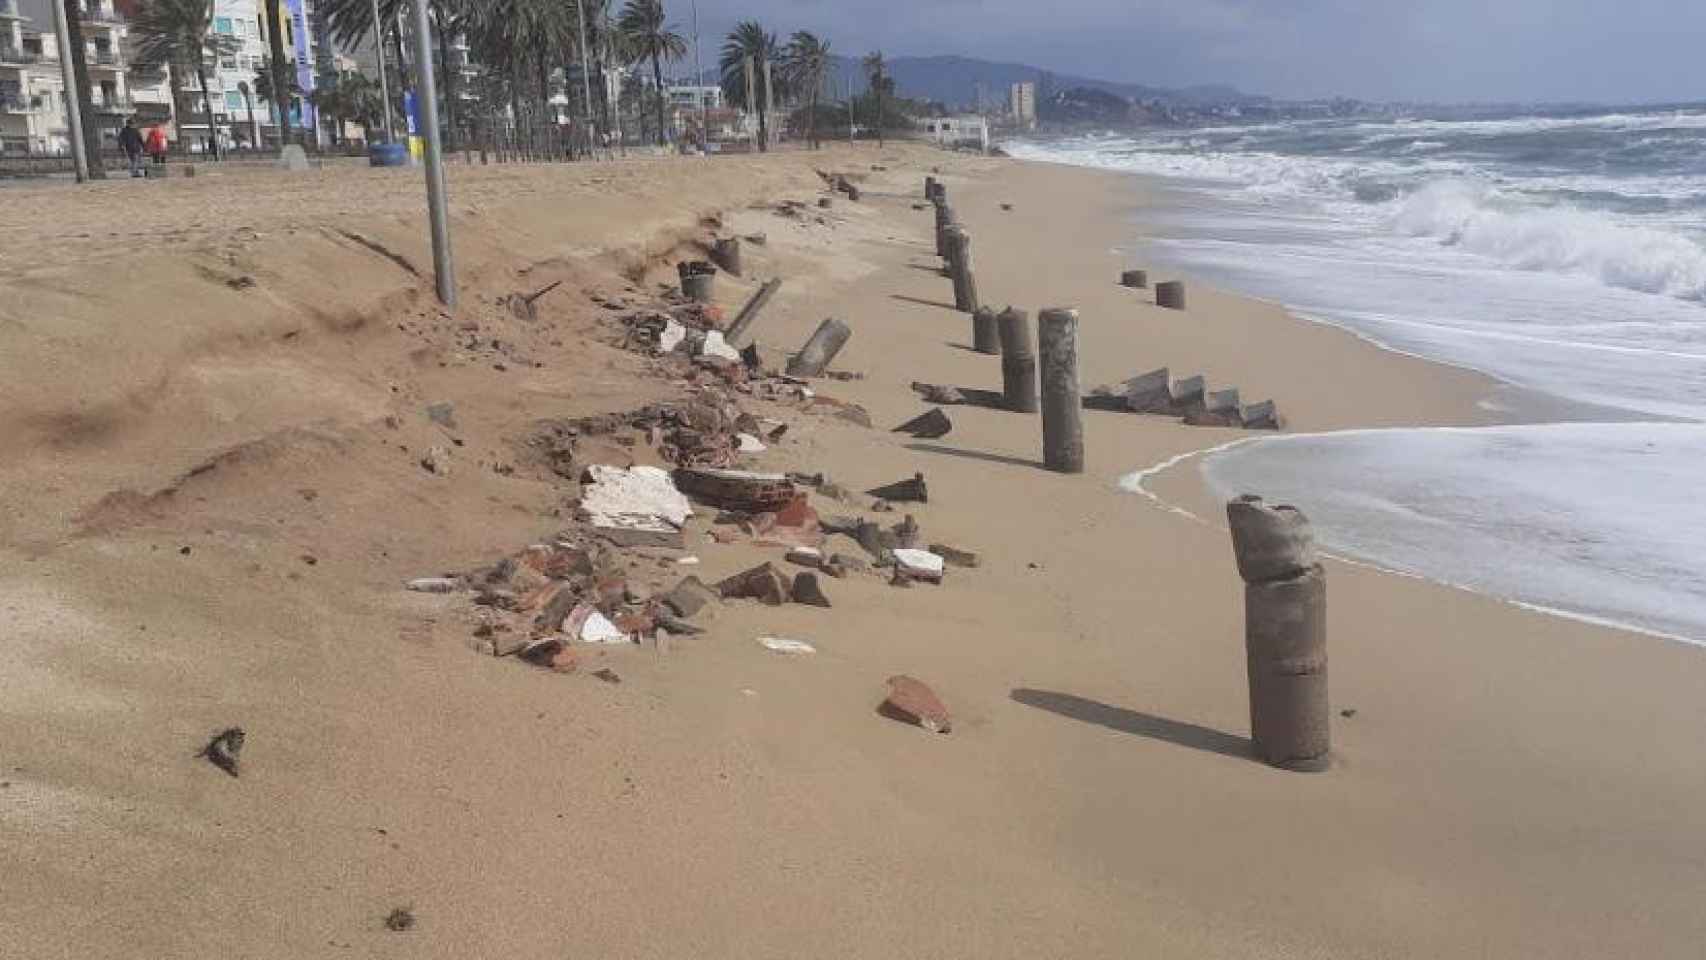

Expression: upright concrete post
xmin=1226 ymin=495 xmax=1330 ymax=772
xmin=1120 ymin=269 xmax=1148 ymax=289
xmin=972 ymin=306 xmax=1000 ymax=355
xmin=934 ymin=203 xmax=956 ymax=259
xmin=1155 ymin=281 xmax=1186 ymax=310
xmin=996 ymin=307 xmax=1039 ymax=414
xmin=712 ymin=237 xmax=742 ymax=276
xmin=947 ymin=228 xmax=979 ymax=314
xmin=1037 ymin=308 xmax=1084 ymax=473
xmin=785 ymin=317 xmax=852 ymax=377
xmin=924 ymin=175 xmax=936 ymax=200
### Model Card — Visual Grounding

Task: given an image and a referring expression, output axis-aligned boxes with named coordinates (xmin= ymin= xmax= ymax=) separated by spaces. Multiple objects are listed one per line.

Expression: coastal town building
xmin=2 ymin=0 xmax=172 ymax=154
xmin=922 ymin=114 xmax=989 ymax=151
xmin=1009 ymin=80 xmax=1036 ymax=129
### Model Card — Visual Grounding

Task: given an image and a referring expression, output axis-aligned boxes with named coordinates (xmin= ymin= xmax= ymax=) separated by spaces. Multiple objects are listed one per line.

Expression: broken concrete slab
xmin=786 ymin=546 xmax=824 ymax=568
xmin=868 ymin=473 xmax=928 ymax=504
xmin=791 ymin=572 xmax=831 ymax=607
xmin=567 ymin=604 xmax=630 ymax=644
xmin=700 ymin=330 xmax=741 ymax=363
xmin=893 ymin=408 xmax=953 ymax=439
xmin=578 ymin=465 xmax=694 ymax=543
xmin=672 ymin=468 xmax=796 ymax=512
xmin=928 ymin=543 xmax=981 ymax=568
xmin=1242 ymin=400 xmax=1283 ymax=430
xmin=717 ymin=563 xmax=790 ymax=605
xmin=406 ymin=577 xmax=461 ymax=593
xmin=660 ymin=576 xmax=720 ymax=619
xmin=892 ymin=548 xmax=946 ymax=584
xmin=910 ymin=381 xmax=966 ymax=405
xmin=1170 ymin=374 xmax=1206 ymax=410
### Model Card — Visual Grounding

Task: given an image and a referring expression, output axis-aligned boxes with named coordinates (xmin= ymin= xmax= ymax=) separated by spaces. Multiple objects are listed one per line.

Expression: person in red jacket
xmin=145 ymin=124 xmax=168 ymax=166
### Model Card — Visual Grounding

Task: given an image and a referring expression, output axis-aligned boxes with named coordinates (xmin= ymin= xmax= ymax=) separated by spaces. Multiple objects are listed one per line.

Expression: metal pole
xmin=50 ymin=0 xmax=89 ymax=182
xmin=371 ymin=0 xmax=394 ymax=142
xmin=691 ymin=0 xmax=706 ymax=151
xmin=762 ymin=57 xmax=773 ymax=149
xmin=574 ymin=0 xmax=595 ymax=145
xmin=410 ymin=0 xmax=455 ymax=306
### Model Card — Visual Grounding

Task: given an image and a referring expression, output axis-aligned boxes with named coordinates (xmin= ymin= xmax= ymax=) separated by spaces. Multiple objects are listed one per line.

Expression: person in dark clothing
xmin=119 ymin=117 xmax=145 ymax=177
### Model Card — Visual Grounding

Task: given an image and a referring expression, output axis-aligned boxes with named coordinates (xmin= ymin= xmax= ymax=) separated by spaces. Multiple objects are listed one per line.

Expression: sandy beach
xmin=3 ymin=146 xmax=1704 ymax=958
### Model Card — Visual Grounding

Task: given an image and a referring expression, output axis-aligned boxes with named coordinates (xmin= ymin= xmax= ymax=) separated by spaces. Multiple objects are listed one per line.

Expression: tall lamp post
xmin=409 ymin=0 xmax=454 ymax=305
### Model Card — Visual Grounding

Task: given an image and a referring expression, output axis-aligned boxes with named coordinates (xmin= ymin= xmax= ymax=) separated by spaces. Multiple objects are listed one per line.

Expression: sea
xmin=1005 ymin=106 xmax=1706 ymax=644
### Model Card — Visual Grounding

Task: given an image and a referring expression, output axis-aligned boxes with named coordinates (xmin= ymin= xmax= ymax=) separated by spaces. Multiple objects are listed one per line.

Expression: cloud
xmin=681 ymin=0 xmax=1706 ymax=103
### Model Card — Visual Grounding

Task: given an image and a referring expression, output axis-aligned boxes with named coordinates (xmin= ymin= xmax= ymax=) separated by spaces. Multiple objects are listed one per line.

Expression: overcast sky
xmin=686 ymin=0 xmax=1705 ymax=104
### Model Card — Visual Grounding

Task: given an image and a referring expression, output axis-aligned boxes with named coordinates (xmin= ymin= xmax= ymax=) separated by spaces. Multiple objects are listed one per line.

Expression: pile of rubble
xmin=1090 ymin=367 xmax=1283 ymax=430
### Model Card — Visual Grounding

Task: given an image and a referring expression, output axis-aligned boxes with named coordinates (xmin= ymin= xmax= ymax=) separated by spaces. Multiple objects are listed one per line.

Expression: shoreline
xmin=5 ymin=145 xmax=1706 ymax=957
xmin=1035 ymin=154 xmax=1704 ymax=645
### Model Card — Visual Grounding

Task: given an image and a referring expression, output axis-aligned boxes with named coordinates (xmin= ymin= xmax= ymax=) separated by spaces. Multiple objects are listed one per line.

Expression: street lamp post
xmin=409 ymin=0 xmax=454 ymax=306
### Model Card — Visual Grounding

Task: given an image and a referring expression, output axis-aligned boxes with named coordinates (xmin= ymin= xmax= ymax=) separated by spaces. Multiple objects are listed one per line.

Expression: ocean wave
xmin=1392 ymin=181 xmax=1706 ymax=299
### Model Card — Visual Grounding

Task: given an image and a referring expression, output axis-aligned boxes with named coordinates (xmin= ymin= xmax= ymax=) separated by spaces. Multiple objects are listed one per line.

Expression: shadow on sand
xmin=1010 ymin=688 xmax=1250 ymax=760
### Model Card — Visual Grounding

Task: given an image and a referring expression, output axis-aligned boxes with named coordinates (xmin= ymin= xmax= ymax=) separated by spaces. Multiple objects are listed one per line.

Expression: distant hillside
xmin=828 ymin=55 xmax=1259 ymax=110
xmin=696 ymin=53 xmax=1257 ymax=112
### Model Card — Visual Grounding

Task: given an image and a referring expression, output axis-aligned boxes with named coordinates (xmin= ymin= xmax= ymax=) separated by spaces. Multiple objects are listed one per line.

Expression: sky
xmin=686 ymin=0 xmax=1706 ymax=104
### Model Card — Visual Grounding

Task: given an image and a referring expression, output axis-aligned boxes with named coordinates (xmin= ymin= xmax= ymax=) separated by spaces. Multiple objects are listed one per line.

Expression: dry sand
xmin=2 ymin=146 xmax=1704 ymax=959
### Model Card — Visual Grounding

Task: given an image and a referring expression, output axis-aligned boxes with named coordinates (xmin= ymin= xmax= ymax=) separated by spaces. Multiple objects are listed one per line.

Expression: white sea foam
xmin=1200 ymin=424 xmax=1706 ymax=644
xmin=1391 ymin=180 xmax=1706 ymax=299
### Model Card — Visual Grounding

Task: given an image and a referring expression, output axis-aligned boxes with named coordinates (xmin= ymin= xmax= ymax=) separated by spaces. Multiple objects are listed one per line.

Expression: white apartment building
xmin=665 ymin=83 xmax=721 ymax=111
xmin=1010 ymin=81 xmax=1036 ymax=129
xmin=180 ymin=0 xmax=324 ymax=150
xmin=2 ymin=0 xmax=170 ymax=154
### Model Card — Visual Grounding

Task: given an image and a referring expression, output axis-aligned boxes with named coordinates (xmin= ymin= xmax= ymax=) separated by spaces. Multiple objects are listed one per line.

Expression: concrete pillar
xmin=1120 ymin=269 xmax=1148 ymax=289
xmin=712 ymin=237 xmax=742 ymax=277
xmin=725 ymin=278 xmax=782 ymax=345
xmin=947 ymin=228 xmax=979 ymax=314
xmin=1156 ymin=281 xmax=1186 ymax=310
xmin=997 ymin=307 xmax=1039 ymax=414
xmin=972 ymin=306 xmax=1000 ymax=355
xmin=679 ymin=261 xmax=715 ymax=303
xmin=785 ymin=317 xmax=852 ymax=378
xmin=924 ymin=175 xmax=936 ymax=200
xmin=1226 ymin=495 xmax=1330 ymax=772
xmin=1037 ymin=308 xmax=1084 ymax=473
xmin=935 ymin=203 xmax=956 ymax=259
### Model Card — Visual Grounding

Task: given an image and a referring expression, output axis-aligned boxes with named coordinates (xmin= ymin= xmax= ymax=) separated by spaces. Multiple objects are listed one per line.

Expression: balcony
xmin=0 ymin=45 xmax=42 ymax=65
xmin=93 ymin=94 xmax=133 ymax=113
xmin=89 ymin=50 xmax=123 ymax=69
xmin=0 ymin=93 xmax=32 ymax=113
xmin=82 ymin=5 xmax=124 ymax=26
xmin=0 ymin=0 xmax=24 ymax=20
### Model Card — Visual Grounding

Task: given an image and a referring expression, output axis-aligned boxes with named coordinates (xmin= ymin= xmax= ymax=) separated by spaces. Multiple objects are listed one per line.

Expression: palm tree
xmin=782 ymin=31 xmax=830 ymax=149
xmin=236 ymin=80 xmax=258 ymax=148
xmin=261 ymin=0 xmax=293 ymax=144
xmin=321 ymin=0 xmax=472 ymax=149
xmin=131 ymin=0 xmax=238 ymax=157
xmin=719 ymin=20 xmax=778 ymax=151
xmin=617 ymin=0 xmax=684 ymax=146
xmin=862 ymin=50 xmax=885 ymax=147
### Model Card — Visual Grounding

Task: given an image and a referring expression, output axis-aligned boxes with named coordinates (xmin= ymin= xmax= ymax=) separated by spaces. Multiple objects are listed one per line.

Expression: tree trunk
xmin=876 ymin=75 xmax=885 ymax=147
xmin=264 ymin=0 xmax=293 ymax=145
xmin=651 ymin=53 xmax=666 ymax=146
xmin=436 ymin=15 xmax=459 ymax=151
xmin=194 ymin=58 xmax=218 ymax=159
xmin=61 ymin=0 xmax=106 ymax=177
xmin=809 ymin=79 xmax=819 ymax=149
xmin=168 ymin=66 xmax=186 ymax=151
